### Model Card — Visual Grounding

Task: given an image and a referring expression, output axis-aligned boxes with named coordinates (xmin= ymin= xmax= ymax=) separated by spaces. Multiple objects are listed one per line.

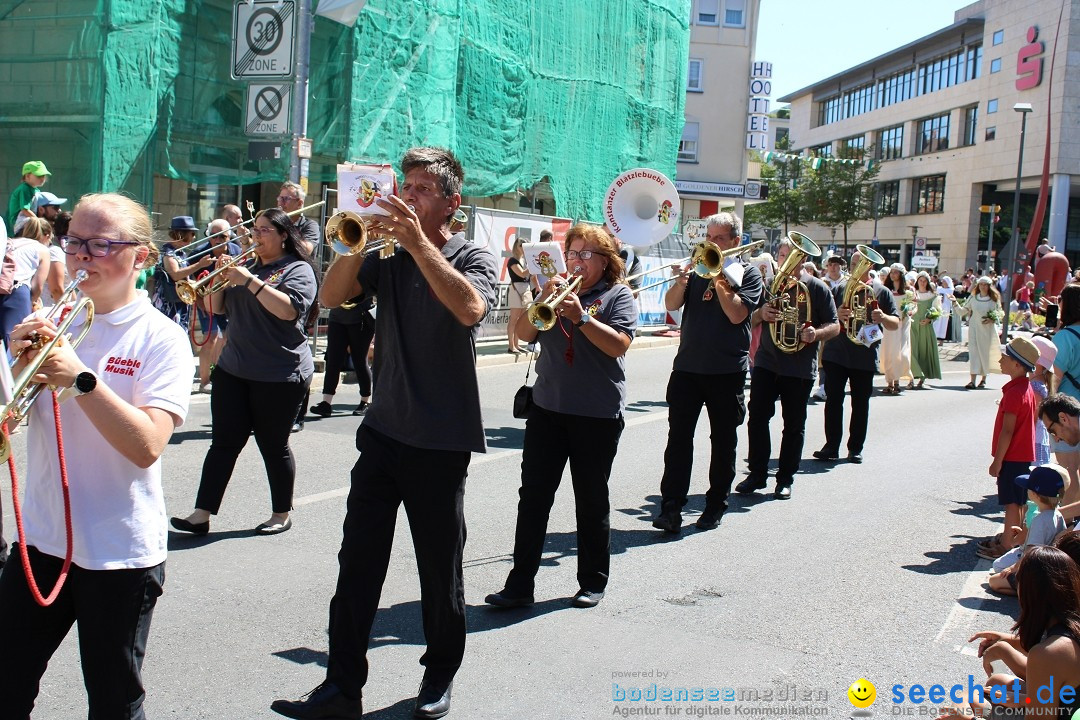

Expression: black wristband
xmin=243 ymin=275 xmax=255 ymax=290
xmin=254 ymin=281 xmax=266 ymax=298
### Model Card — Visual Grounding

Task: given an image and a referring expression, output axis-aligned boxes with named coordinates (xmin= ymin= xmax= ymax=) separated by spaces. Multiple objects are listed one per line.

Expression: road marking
xmin=292 ymin=410 xmax=670 ymax=507
xmin=934 ymin=558 xmax=995 ymax=654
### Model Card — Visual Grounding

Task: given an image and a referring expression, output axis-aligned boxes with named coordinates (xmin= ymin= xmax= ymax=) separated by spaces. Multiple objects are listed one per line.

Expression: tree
xmin=801 ymin=144 xmax=880 ymax=256
xmin=745 ymin=135 xmax=804 ymax=237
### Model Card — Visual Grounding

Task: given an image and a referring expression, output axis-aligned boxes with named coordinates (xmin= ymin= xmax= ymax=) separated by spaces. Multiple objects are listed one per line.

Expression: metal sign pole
xmin=290 ymin=0 xmax=312 ymax=184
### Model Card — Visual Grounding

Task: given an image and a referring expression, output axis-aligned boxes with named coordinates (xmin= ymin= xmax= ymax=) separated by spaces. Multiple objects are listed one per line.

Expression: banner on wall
xmin=470 ymin=208 xmax=669 ymax=339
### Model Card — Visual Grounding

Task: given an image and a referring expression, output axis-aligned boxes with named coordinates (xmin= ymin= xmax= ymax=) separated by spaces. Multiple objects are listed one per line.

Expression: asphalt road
xmin=9 ymin=340 xmax=1015 ymax=718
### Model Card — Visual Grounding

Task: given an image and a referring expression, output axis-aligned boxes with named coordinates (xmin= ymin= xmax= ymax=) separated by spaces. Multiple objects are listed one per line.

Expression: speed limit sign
xmin=232 ymin=0 xmax=296 ymax=79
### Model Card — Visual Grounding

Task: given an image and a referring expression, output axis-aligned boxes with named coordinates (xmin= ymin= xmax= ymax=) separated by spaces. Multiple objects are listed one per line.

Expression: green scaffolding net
xmin=0 ymin=0 xmax=689 ymax=221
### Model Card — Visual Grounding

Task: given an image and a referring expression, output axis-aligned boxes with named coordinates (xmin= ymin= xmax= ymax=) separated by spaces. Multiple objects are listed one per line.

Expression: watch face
xmin=76 ymin=372 xmax=97 ymax=393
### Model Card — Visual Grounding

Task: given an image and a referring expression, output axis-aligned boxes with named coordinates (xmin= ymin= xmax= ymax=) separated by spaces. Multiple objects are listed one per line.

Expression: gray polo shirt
xmin=754 ymin=275 xmax=838 ymax=379
xmin=358 ymin=232 xmax=498 ymax=453
xmin=821 ymin=280 xmax=898 ymax=372
xmin=672 ymin=263 xmax=764 ymax=375
xmin=532 ymin=281 xmax=638 ymax=419
xmin=294 ymin=215 xmax=321 ymax=250
xmin=216 ymin=255 xmax=317 ymax=383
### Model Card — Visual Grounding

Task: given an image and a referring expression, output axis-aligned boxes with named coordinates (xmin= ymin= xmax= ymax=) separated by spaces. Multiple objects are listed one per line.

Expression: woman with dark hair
xmin=486 ymin=224 xmax=637 ymax=609
xmin=880 ymin=263 xmax=913 ymax=395
xmin=909 ymin=272 xmax=942 ymax=389
xmin=1052 ymin=283 xmax=1080 ymax=506
xmin=959 ymin=546 xmax=1080 ymax=716
xmin=172 ymin=207 xmax=317 ymax=535
xmin=505 ymin=237 xmax=533 ymax=353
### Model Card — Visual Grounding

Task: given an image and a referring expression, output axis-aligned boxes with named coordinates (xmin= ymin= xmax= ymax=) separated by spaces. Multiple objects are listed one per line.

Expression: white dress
xmin=963 ymin=295 xmax=1001 ymax=376
xmin=935 ymin=281 xmax=954 ymax=340
xmin=881 ymin=290 xmax=913 ymax=384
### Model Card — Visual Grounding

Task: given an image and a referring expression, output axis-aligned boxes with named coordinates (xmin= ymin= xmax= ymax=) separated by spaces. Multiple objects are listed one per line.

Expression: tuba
xmin=769 ymin=232 xmax=821 ymax=354
xmin=842 ymin=244 xmax=886 ymax=344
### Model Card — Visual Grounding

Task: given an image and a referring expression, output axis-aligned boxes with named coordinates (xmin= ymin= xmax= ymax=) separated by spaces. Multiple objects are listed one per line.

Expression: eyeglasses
xmin=61 ymin=235 xmax=140 ymax=257
xmin=566 ymin=250 xmax=595 ymax=261
xmin=1048 ymin=421 xmax=1061 ymax=440
xmin=277 ymin=195 xmax=298 ymax=204
xmin=251 ymin=226 xmax=278 ymax=237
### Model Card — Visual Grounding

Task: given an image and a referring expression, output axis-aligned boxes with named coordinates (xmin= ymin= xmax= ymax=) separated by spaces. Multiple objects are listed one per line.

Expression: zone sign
xmin=232 ymin=0 xmax=297 ymax=79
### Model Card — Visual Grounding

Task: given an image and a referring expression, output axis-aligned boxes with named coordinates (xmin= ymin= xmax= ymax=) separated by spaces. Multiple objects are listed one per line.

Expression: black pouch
xmin=512 ymin=350 xmax=536 ymax=419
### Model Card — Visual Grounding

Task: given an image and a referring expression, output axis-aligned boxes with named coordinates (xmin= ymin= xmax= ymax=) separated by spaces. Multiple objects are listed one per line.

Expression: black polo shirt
xmin=672 ymin=263 xmax=764 ymax=375
xmin=821 ymin=280 xmax=898 ymax=372
xmin=754 ymin=275 xmax=838 ymax=379
xmin=357 ymin=232 xmax=498 ymax=453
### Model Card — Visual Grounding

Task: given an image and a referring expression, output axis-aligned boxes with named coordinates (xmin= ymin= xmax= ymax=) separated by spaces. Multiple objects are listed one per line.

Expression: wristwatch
xmin=72 ymin=370 xmax=98 ymax=396
xmin=574 ymin=314 xmax=592 ymax=328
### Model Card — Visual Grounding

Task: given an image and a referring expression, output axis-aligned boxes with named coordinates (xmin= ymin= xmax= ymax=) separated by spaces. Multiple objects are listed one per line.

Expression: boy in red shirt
xmin=981 ymin=337 xmax=1040 ymax=559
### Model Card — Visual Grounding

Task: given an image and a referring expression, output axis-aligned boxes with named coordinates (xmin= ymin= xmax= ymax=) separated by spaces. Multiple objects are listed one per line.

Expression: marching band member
xmin=486 ymin=224 xmax=636 ymax=610
xmin=652 ymin=212 xmax=763 ymax=533
xmin=0 ymin=193 xmax=192 ymax=718
xmin=813 ymin=250 xmax=899 ymax=464
xmin=273 ymin=147 xmax=497 ymax=720
xmin=738 ymin=249 xmax=838 ymax=500
xmin=171 ymin=207 xmax=317 ymax=536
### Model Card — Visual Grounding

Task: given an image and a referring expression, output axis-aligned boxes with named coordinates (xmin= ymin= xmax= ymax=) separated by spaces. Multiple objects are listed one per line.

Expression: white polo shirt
xmin=21 ymin=294 xmax=192 ymax=570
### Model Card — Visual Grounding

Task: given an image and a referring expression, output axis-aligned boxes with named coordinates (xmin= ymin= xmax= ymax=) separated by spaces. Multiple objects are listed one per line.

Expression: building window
xmin=844 ymin=83 xmax=875 ymax=120
xmin=878 ymin=68 xmax=916 ymax=108
xmin=985 ymin=126 xmax=996 ymax=141
xmin=696 ymin=0 xmax=719 ymax=24
xmin=918 ymin=44 xmax=981 ymax=94
xmin=877 ymin=125 xmax=904 ymax=160
xmin=678 ymin=122 xmax=699 ymax=162
xmin=774 ymin=126 xmax=789 ymax=146
xmin=988 ymin=98 xmax=998 ymax=113
xmin=724 ymin=0 xmax=745 ymax=27
xmin=962 ymin=106 xmax=978 ymax=146
xmin=993 ymin=29 xmax=1004 ymax=45
xmin=818 ymin=96 xmax=843 ymax=126
xmin=914 ymin=175 xmax=946 ymax=214
xmin=916 ymin=114 xmax=950 ymax=154
xmin=990 ymin=58 xmax=1002 ymax=73
xmin=877 ymin=181 xmax=900 ymax=217
xmin=842 ymin=135 xmax=865 ymax=155
xmin=688 ymin=59 xmax=703 ymax=91
xmin=810 ymin=143 xmax=832 ymax=158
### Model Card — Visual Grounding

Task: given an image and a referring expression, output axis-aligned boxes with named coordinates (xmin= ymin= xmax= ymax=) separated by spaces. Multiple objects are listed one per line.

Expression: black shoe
xmin=414 ymin=673 xmax=453 ymax=719
xmin=291 ymin=422 xmax=304 ymax=433
xmin=352 ymin=401 xmax=370 ymax=416
xmin=847 ymin=453 xmax=863 ymax=464
xmin=651 ymin=509 xmax=682 ymax=534
xmin=571 ymin=589 xmax=604 ymax=608
xmin=695 ymin=507 xmax=722 ymax=530
xmin=485 ymin=589 xmax=534 ymax=608
xmin=170 ymin=517 xmax=210 ymax=535
xmin=309 ymin=401 xmax=332 ymax=418
xmin=271 ymin=682 xmax=362 ymax=720
xmin=734 ymin=475 xmax=768 ymax=495
xmin=812 ymin=448 xmax=839 ymax=461
xmin=774 ymin=484 xmax=792 ymax=500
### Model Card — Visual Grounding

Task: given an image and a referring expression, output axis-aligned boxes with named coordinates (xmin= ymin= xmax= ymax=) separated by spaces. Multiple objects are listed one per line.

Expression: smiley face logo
xmin=847 ymin=678 xmax=876 ymax=708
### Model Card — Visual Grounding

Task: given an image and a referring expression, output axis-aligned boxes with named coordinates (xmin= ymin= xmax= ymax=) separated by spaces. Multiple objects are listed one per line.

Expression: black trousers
xmin=322 ymin=317 xmax=375 ymax=397
xmin=0 ymin=545 xmax=164 ymax=720
xmin=504 ymin=406 xmax=624 ymax=595
xmin=659 ymin=369 xmax=747 ymax=514
xmin=326 ymin=425 xmax=471 ymax=699
xmin=746 ymin=366 xmax=814 ymax=484
xmin=822 ymin=360 xmax=875 ymax=455
xmin=196 ymin=367 xmax=308 ymax=514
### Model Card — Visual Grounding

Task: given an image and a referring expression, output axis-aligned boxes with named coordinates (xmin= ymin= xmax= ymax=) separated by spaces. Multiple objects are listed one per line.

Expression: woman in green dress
xmin=909 ymin=271 xmax=942 ymax=388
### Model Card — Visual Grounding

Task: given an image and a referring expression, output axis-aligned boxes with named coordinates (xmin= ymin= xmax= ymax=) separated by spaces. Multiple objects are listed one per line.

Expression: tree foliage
xmin=801 ymin=145 xmax=880 ymax=254
xmin=745 ymin=135 xmax=803 ymax=236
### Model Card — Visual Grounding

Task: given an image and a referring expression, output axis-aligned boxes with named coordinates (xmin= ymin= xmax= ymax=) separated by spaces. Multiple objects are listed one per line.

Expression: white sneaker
xmin=812 ymin=387 xmax=827 ymax=401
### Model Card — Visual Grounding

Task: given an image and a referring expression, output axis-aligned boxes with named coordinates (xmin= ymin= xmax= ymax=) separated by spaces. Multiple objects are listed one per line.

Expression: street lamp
xmin=909 ymin=225 xmax=920 ymax=267
xmin=1001 ymin=102 xmax=1034 ymax=344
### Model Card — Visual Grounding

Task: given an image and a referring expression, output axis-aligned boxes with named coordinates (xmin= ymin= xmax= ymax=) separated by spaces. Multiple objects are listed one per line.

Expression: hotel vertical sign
xmin=746 ymin=62 xmax=771 ymax=150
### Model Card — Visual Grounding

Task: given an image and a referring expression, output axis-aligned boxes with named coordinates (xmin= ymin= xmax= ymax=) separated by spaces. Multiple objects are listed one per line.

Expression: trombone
xmin=527 ymin=275 xmax=583 ymax=331
xmin=182 ymin=201 xmax=327 ymax=262
xmin=0 ymin=284 xmax=95 ymax=462
xmin=175 ymin=246 xmax=259 ymax=305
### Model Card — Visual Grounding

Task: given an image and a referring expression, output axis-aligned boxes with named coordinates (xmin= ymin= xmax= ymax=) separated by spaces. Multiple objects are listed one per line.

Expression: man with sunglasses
xmin=652 ymin=212 xmax=763 ymax=533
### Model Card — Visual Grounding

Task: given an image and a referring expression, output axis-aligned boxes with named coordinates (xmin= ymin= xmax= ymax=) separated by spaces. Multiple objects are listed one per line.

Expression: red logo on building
xmin=1016 ymin=26 xmax=1044 ymax=91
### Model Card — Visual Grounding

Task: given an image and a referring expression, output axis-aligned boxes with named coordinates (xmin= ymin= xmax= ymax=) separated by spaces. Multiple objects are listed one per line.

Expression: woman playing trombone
xmin=486 ymin=224 xmax=637 ymax=610
xmin=172 ymin=207 xmax=317 ymax=536
xmin=0 ymin=193 xmax=192 ymax=718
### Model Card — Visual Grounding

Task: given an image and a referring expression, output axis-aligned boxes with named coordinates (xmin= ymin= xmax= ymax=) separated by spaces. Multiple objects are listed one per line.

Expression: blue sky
xmin=757 ymin=0 xmax=973 ymax=102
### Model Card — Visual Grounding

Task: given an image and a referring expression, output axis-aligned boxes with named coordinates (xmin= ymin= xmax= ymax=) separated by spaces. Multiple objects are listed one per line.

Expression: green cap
xmin=22 ymin=161 xmax=50 ymax=177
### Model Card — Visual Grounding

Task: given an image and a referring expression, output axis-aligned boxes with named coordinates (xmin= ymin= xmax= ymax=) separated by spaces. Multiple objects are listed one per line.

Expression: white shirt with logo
xmin=22 ymin=294 xmax=193 ymax=570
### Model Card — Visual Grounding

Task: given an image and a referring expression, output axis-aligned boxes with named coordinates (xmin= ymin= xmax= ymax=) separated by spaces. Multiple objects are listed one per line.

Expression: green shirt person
xmin=7 ymin=161 xmax=50 ymax=229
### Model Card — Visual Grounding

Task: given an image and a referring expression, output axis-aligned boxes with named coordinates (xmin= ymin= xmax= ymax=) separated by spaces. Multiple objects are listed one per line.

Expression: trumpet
xmin=12 ymin=270 xmax=89 ymax=364
xmin=527 ymin=275 xmax=583 ymax=331
xmin=691 ymin=239 xmax=765 ymax=280
xmin=175 ymin=246 xmax=259 ymax=305
xmin=324 ymin=209 xmax=412 ymax=259
xmin=0 ymin=295 xmax=95 ymax=462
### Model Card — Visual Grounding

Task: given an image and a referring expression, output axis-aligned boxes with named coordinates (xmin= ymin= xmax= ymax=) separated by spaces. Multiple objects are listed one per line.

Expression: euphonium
xmin=527 ymin=275 xmax=583 ymax=331
xmin=769 ymin=232 xmax=821 ymax=354
xmin=842 ymin=244 xmax=886 ymax=344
